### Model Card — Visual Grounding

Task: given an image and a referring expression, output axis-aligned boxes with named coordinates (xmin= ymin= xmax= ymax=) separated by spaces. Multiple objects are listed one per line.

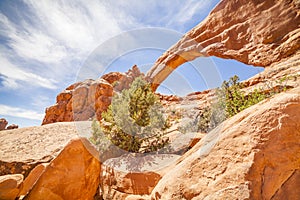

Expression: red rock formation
xmin=0 ymin=118 xmax=8 ymax=131
xmin=42 ymin=79 xmax=113 ymax=125
xmin=0 ymin=1 xmax=299 ymax=199
xmin=25 ymin=138 xmax=100 ymax=200
xmin=42 ymin=65 xmax=143 ymax=125
xmin=6 ymin=124 xmax=18 ymax=130
xmin=101 ymin=71 xmax=125 ymax=84
xmin=110 ymin=65 xmax=144 ymax=92
xmin=0 ymin=174 xmax=23 ymax=200
xmin=150 ymin=87 xmax=300 ymax=200
xmin=100 ymin=153 xmax=179 ymax=199
xmin=18 ymin=163 xmax=48 ymax=198
xmin=146 ymin=0 xmax=300 ymax=90
xmin=0 ymin=122 xmax=80 ymax=177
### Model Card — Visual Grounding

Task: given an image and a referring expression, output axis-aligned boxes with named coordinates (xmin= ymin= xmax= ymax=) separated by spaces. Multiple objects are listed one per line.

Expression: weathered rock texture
xmin=149 ymin=87 xmax=300 ymax=200
xmin=0 ymin=122 xmax=88 ymax=177
xmin=146 ymin=0 xmax=300 ymax=90
xmin=42 ymin=65 xmax=143 ymax=125
xmin=25 ymin=138 xmax=100 ymax=200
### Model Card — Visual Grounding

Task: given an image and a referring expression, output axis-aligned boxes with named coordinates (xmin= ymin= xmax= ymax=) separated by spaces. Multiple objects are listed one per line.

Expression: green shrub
xmin=196 ymin=75 xmax=287 ymax=132
xmin=91 ymin=76 xmax=169 ymax=153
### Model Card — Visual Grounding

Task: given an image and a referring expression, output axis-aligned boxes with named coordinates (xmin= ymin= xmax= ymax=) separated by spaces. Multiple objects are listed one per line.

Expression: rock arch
xmin=146 ymin=0 xmax=300 ymax=91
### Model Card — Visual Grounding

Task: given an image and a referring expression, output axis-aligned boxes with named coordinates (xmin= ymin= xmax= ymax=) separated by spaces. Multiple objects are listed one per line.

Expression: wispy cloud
xmin=0 ymin=104 xmax=44 ymax=120
xmin=163 ymin=0 xmax=217 ymax=31
xmin=0 ymin=55 xmax=57 ymax=89
xmin=0 ymin=0 xmax=130 ymax=92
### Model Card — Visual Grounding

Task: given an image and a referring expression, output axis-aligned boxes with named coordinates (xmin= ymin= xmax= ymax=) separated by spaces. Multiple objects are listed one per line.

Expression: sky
xmin=0 ymin=0 xmax=264 ymax=127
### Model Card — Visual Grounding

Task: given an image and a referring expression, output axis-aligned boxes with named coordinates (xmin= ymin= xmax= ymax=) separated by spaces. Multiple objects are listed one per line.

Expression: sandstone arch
xmin=146 ymin=0 xmax=300 ymax=91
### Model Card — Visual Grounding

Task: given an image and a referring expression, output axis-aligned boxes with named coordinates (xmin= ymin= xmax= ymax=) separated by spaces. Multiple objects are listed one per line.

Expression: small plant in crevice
xmin=90 ymin=76 xmax=169 ymax=153
xmin=194 ymin=75 xmax=290 ymax=133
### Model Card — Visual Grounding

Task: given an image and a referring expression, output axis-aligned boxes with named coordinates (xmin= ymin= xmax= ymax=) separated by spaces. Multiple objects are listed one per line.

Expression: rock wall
xmin=146 ymin=0 xmax=300 ymax=90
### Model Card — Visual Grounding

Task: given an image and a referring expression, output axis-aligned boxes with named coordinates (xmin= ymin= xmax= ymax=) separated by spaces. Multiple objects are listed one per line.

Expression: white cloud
xmin=0 ymin=55 xmax=57 ymax=89
xmin=0 ymin=0 xmax=138 ymax=92
xmin=171 ymin=1 xmax=212 ymax=24
xmin=0 ymin=13 xmax=67 ymax=64
xmin=0 ymin=104 xmax=44 ymax=120
xmin=23 ymin=0 xmax=124 ymax=56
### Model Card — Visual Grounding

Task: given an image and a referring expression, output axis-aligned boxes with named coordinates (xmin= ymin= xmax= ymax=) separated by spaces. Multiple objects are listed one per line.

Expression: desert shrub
xmin=91 ymin=76 xmax=169 ymax=153
xmin=196 ymin=75 xmax=287 ymax=132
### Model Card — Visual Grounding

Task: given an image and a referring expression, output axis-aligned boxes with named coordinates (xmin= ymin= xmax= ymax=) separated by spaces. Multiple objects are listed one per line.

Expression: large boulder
xmin=0 ymin=122 xmax=86 ymax=177
xmin=146 ymin=0 xmax=300 ymax=90
xmin=25 ymin=138 xmax=100 ymax=200
xmin=149 ymin=87 xmax=300 ymax=199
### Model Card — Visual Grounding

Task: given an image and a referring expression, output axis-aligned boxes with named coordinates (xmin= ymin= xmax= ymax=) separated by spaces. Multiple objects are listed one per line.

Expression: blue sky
xmin=0 ymin=0 xmax=263 ymax=127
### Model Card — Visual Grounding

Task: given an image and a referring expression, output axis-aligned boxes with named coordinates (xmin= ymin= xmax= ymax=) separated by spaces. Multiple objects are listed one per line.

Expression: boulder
xmin=0 ymin=122 xmax=83 ymax=177
xmin=0 ymin=174 xmax=23 ymax=200
xmin=25 ymin=138 xmax=101 ymax=200
xmin=6 ymin=124 xmax=18 ymax=130
xmin=101 ymin=153 xmax=179 ymax=198
xmin=18 ymin=163 xmax=48 ymax=198
xmin=159 ymin=131 xmax=205 ymax=154
xmin=150 ymin=87 xmax=300 ymax=199
xmin=0 ymin=118 xmax=8 ymax=131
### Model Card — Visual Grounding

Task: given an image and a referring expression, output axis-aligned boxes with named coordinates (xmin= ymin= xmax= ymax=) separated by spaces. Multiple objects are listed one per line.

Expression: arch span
xmin=146 ymin=0 xmax=300 ymax=91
